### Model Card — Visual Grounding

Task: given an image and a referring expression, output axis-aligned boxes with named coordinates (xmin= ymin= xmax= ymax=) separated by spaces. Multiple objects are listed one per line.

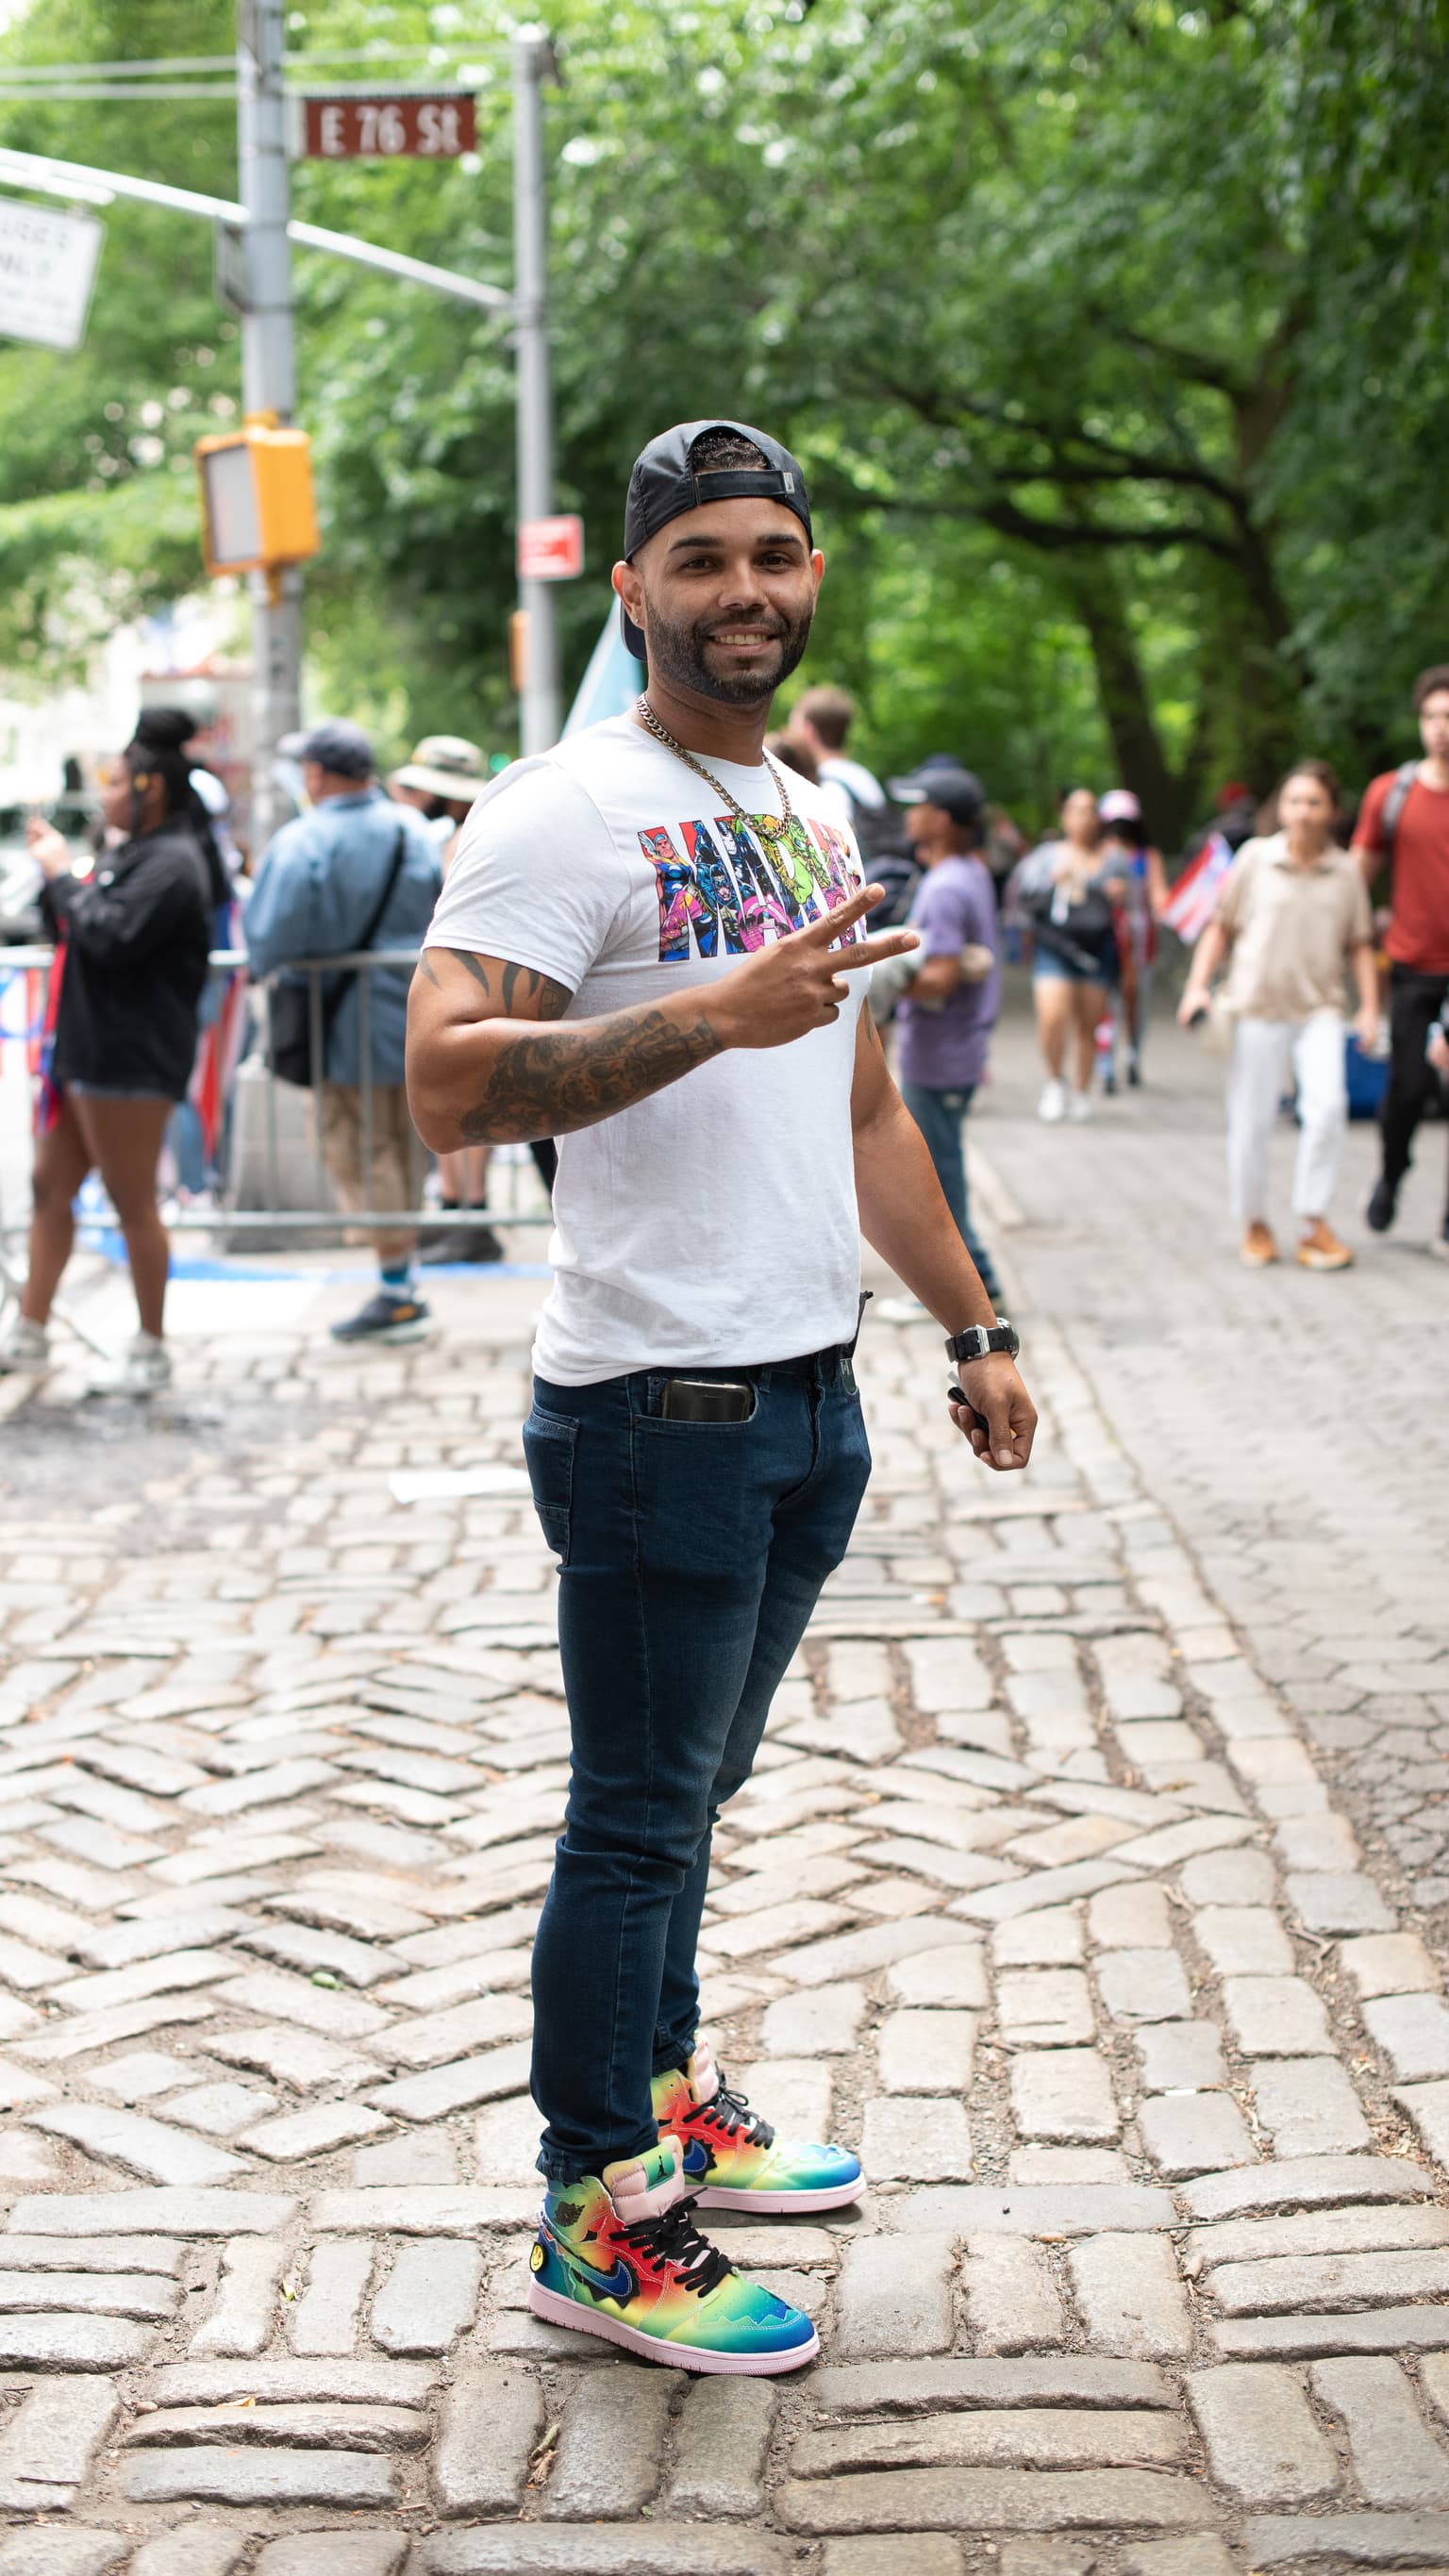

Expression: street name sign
xmin=518 ymin=514 xmax=585 ymax=580
xmin=0 ymin=198 xmax=104 ymax=351
xmin=299 ymin=91 xmax=477 ymax=159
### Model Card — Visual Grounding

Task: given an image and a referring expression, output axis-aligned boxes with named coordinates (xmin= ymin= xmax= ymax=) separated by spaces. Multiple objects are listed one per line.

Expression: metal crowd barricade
xmin=0 ymin=941 xmax=554 ymax=1248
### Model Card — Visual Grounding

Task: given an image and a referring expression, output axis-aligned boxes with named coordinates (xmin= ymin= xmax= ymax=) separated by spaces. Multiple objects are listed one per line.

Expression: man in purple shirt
xmin=887 ymin=758 xmax=1003 ymax=1303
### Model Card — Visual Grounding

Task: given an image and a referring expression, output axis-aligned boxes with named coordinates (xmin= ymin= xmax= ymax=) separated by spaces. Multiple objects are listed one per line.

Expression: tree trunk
xmin=1058 ymin=564 xmax=1190 ymax=846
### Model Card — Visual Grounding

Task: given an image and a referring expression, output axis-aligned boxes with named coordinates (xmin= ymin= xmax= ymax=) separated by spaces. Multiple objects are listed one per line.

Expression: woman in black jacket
xmin=0 ymin=707 xmax=224 ymax=1395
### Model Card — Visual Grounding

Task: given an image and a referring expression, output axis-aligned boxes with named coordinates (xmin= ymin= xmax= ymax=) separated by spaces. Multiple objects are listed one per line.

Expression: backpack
xmin=837 ymin=786 xmax=919 ymax=926
xmin=1380 ymin=758 xmax=1420 ymax=858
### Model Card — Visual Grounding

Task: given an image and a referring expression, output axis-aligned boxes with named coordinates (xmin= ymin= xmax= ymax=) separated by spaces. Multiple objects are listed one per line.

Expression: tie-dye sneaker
xmin=652 ymin=2038 xmax=865 ymax=2214
xmin=528 ymin=2134 xmax=819 ymax=2374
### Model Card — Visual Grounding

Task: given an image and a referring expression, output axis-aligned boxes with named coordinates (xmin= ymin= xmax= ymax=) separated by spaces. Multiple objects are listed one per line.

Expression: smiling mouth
xmin=708 ymin=630 xmax=781 ymax=649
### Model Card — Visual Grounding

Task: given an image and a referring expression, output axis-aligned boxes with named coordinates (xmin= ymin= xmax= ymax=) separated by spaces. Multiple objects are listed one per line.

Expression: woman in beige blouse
xmin=1178 ymin=759 xmax=1377 ymax=1270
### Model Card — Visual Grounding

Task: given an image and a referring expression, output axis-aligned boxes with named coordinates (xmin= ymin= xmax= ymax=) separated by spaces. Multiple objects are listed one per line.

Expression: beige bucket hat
xmin=392 ymin=734 xmax=489 ymax=802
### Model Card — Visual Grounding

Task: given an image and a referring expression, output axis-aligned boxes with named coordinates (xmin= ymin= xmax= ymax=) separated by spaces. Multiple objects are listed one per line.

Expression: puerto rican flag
xmin=1161 ymin=830 xmax=1234 ymax=944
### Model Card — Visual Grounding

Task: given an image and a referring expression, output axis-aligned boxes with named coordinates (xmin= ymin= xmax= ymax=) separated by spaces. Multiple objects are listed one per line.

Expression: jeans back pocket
xmin=523 ymin=1407 xmax=580 ymax=1564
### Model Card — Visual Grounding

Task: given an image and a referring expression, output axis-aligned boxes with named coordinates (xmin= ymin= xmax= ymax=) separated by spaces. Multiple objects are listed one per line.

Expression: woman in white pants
xmin=1178 ymin=760 xmax=1378 ymax=1270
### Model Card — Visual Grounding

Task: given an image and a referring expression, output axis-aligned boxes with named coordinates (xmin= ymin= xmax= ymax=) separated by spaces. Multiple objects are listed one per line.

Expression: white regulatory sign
xmin=0 ymin=199 xmax=105 ymax=352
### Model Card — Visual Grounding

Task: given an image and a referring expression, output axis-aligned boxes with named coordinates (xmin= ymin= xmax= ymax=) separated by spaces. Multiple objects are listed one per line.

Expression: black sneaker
xmin=420 ymin=1222 xmax=505 ymax=1266
xmin=329 ymin=1289 xmax=432 ymax=1345
xmin=1365 ymin=1175 xmax=1399 ymax=1233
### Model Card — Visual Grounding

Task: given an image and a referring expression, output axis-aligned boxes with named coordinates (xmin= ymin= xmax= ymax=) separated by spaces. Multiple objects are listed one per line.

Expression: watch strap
xmin=946 ymin=1320 xmax=1017 ymax=1363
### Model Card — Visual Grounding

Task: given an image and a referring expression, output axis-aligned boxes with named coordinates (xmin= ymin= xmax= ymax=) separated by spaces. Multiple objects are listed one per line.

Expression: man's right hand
xmin=708 ymin=881 xmax=919 ymax=1050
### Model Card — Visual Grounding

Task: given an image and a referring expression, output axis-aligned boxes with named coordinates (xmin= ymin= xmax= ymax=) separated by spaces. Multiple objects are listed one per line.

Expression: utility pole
xmin=511 ymin=27 xmax=560 ymax=756
xmin=237 ymin=0 xmax=301 ymax=842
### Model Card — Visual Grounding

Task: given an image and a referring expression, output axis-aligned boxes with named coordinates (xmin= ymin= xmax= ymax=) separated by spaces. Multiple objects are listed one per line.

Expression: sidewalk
xmin=0 ymin=1001 xmax=1446 ymax=2573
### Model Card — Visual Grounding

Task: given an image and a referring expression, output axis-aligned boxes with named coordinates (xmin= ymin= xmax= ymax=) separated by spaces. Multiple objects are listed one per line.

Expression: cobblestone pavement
xmin=0 ymin=1004 xmax=1446 ymax=2574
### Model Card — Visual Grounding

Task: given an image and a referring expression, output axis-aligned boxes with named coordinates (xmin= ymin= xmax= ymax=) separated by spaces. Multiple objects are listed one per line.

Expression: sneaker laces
xmin=708 ymin=2076 xmax=774 ymax=2150
xmin=617 ymin=2194 xmax=736 ymax=2297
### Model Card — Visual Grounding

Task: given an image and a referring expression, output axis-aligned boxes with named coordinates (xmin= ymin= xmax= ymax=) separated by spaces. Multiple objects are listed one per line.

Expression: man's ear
xmin=612 ymin=559 xmax=644 ymax=630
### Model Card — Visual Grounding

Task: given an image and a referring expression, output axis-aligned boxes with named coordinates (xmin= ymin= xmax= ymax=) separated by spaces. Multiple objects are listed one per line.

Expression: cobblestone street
xmin=1 ymin=1003 xmax=1447 ymax=2575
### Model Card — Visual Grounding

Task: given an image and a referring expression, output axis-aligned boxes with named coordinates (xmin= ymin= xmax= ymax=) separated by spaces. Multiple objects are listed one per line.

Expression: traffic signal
xmin=194 ymin=417 xmax=321 ymax=576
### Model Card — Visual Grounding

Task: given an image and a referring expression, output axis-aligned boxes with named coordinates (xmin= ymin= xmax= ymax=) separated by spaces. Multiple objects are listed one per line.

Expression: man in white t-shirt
xmin=408 ymin=418 xmax=1036 ymax=2377
xmin=792 ymin=683 xmax=888 ymax=830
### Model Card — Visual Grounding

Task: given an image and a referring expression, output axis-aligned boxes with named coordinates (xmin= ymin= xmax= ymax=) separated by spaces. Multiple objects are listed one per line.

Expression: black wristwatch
xmin=946 ymin=1315 xmax=1020 ymax=1365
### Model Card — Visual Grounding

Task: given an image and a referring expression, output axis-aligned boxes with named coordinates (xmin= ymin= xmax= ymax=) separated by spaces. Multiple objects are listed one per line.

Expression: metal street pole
xmin=511 ymin=27 xmax=560 ymax=756
xmin=237 ymin=0 xmax=301 ymax=843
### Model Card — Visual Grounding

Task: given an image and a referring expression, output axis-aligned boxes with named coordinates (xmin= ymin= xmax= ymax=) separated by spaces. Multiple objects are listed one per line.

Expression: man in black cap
xmin=247 ymin=721 xmax=442 ymax=1341
xmin=877 ymin=757 xmax=1005 ymax=1309
xmin=407 ymin=421 xmax=1036 ymax=2376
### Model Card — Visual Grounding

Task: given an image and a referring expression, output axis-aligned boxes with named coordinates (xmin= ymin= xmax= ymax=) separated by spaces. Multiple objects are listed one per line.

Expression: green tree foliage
xmin=0 ymin=2 xmax=241 ymax=670
xmin=2 ymin=0 xmax=1447 ymax=836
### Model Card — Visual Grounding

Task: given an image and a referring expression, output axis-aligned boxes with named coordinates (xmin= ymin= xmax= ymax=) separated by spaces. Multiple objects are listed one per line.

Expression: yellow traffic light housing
xmin=194 ymin=415 xmax=320 ymax=575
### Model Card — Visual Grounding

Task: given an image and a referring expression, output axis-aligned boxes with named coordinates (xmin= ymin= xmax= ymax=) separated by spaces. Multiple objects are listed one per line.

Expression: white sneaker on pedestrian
xmin=0 ymin=1313 xmax=49 ymax=1374
xmin=87 ymin=1332 xmax=172 ymax=1398
xmin=875 ymin=1294 xmax=929 ymax=1324
xmin=1038 ymin=1079 xmax=1067 ymax=1123
xmin=1068 ymin=1087 xmax=1092 ymax=1122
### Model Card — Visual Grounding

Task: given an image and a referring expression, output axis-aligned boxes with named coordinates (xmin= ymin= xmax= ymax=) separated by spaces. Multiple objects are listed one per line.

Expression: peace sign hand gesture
xmin=708 ymin=882 xmax=918 ymax=1052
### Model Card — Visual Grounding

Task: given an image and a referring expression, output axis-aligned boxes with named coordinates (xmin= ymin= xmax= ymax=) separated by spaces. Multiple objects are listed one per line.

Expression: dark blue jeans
xmin=523 ymin=1349 xmax=872 ymax=2184
xmin=900 ymin=1077 xmax=999 ymax=1291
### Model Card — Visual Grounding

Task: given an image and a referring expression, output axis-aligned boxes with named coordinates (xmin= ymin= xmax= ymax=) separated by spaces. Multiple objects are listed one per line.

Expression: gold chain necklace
xmin=636 ymin=693 xmax=794 ymax=836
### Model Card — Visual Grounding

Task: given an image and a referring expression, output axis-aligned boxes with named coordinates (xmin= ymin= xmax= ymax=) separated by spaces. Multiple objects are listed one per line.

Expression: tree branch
xmin=864 ymin=371 xmax=1243 ymax=511
xmin=807 ymin=459 xmax=1243 ymax=562
xmin=1093 ymin=318 xmax=1252 ymax=400
xmin=976 ymin=496 xmax=1241 ymax=561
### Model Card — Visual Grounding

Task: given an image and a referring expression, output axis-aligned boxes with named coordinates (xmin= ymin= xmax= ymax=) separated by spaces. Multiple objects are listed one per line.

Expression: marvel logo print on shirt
xmin=640 ymin=806 xmax=859 ymax=957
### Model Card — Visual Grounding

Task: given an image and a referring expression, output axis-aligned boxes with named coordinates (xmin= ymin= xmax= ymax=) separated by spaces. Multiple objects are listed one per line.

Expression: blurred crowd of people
xmin=765 ymin=673 xmax=1449 ymax=1286
xmin=2 ymin=661 xmax=1446 ymax=1394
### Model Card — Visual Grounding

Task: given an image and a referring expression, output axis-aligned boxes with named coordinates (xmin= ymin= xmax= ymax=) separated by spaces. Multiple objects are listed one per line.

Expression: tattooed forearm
xmin=408 ymin=948 xmax=656 ymax=1146
xmin=458 ymin=1005 xmax=722 ymax=1143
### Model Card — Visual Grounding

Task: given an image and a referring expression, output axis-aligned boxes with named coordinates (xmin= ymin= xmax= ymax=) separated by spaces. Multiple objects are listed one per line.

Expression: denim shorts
xmin=1033 ymin=954 xmax=1116 ymax=989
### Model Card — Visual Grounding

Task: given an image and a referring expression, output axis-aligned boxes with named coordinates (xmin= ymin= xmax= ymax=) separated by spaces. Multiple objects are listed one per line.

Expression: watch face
xmin=997 ymin=1318 xmax=1021 ymax=1359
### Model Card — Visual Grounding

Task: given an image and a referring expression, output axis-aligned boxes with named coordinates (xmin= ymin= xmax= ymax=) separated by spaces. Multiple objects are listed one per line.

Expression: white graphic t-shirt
xmin=425 ymin=714 xmax=870 ymax=1384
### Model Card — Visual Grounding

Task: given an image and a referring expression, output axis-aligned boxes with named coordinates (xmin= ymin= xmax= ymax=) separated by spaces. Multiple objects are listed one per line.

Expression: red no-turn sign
xmin=518 ymin=515 xmax=585 ymax=580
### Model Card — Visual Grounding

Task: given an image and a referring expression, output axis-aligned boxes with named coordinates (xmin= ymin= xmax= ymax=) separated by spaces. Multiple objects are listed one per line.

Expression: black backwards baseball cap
xmin=619 ymin=418 xmax=812 ymax=661
xmin=888 ymin=756 xmax=988 ymax=828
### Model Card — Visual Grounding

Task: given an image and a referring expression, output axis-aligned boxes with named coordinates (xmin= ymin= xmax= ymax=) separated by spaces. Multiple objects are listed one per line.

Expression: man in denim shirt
xmin=246 ymin=721 xmax=442 ymax=1343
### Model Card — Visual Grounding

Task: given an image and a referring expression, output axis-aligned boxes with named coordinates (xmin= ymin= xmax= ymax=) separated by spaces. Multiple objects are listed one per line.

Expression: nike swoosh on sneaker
xmin=566 ymin=2251 xmax=637 ymax=2302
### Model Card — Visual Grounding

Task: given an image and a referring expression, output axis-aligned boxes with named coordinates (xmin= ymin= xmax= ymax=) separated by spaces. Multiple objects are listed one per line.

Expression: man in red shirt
xmin=1354 ymin=665 xmax=1449 ymax=1245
